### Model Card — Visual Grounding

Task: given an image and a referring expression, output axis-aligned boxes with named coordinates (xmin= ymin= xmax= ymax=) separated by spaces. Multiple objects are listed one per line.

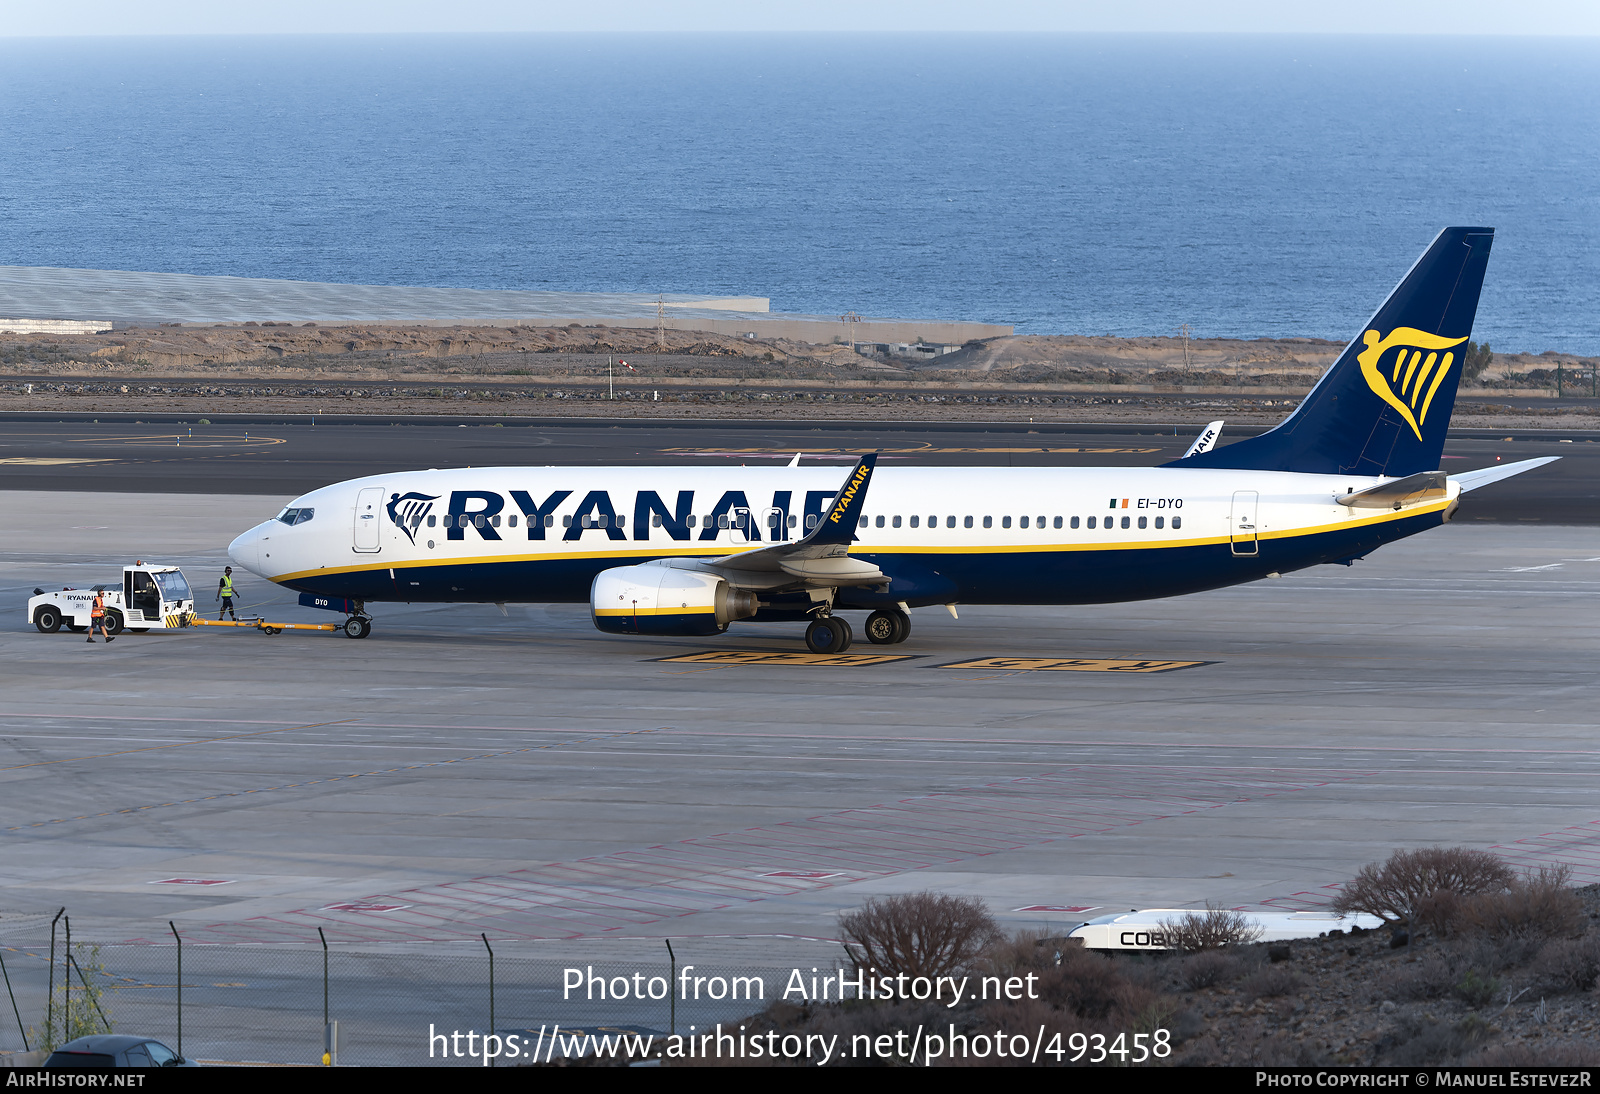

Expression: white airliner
xmin=227 ymin=228 xmax=1554 ymax=652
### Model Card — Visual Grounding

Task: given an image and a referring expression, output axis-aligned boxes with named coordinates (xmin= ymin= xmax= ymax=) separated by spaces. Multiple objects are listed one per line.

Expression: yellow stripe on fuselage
xmin=266 ymin=499 xmax=1450 ymax=585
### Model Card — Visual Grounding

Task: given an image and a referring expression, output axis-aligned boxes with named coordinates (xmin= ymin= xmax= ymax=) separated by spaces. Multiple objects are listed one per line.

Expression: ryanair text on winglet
xmin=828 ymin=464 xmax=871 ymax=524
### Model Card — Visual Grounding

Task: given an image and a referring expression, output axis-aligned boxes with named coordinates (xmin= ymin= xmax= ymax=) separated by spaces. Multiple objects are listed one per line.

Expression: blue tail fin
xmin=1170 ymin=227 xmax=1494 ymax=477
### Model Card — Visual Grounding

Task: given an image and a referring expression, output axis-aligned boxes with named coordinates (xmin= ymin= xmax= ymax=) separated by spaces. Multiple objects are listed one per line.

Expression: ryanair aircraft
xmin=227 ymin=227 xmax=1554 ymax=652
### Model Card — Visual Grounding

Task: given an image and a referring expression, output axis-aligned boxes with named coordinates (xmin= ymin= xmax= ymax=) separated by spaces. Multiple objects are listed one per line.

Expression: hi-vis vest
xmin=91 ymin=593 xmax=105 ymax=618
xmin=220 ymin=576 xmax=236 ymax=598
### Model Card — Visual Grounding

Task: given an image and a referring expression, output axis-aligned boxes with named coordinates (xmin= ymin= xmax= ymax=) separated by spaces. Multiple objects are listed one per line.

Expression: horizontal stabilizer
xmin=1335 ymin=470 xmax=1447 ymax=509
xmin=1449 ymin=456 xmax=1560 ymax=493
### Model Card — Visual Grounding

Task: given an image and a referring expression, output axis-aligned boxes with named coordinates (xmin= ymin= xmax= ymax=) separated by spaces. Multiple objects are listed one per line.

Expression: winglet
xmin=802 ymin=453 xmax=877 ymax=547
xmin=1181 ymin=421 xmax=1225 ymax=459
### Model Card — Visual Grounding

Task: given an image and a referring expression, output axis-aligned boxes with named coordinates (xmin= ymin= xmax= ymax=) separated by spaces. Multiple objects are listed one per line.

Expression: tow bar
xmin=190 ymin=617 xmax=340 ymax=636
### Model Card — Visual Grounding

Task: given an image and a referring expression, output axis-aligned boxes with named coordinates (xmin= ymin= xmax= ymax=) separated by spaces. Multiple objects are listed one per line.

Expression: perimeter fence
xmin=0 ymin=931 xmax=847 ymax=1066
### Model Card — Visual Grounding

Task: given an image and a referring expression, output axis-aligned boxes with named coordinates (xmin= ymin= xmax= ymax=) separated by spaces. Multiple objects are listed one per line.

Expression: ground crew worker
xmin=217 ymin=566 xmax=240 ymax=620
xmin=88 ymin=590 xmax=114 ymax=644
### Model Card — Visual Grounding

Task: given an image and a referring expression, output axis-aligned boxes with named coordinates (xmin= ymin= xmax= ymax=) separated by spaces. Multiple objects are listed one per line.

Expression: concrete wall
xmin=0 ymin=318 xmax=112 ymax=334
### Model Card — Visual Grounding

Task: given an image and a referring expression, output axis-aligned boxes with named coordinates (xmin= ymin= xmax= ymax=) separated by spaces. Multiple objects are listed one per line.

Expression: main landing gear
xmin=804 ymin=609 xmax=910 ymax=654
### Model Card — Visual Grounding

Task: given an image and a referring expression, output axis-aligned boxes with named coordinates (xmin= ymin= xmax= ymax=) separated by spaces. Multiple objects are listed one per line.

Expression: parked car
xmin=44 ymin=1035 xmax=197 ymax=1067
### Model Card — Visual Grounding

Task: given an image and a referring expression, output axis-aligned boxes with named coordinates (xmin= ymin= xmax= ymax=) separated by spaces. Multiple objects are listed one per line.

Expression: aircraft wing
xmin=1449 ymin=456 xmax=1560 ymax=493
xmin=703 ymin=453 xmax=886 ymax=589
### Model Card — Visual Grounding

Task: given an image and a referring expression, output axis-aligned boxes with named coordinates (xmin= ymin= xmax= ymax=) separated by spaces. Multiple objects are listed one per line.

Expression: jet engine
xmin=591 ymin=562 xmax=758 ymax=636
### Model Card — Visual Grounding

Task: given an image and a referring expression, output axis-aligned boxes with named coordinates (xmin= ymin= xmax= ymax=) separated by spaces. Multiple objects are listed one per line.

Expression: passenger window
xmin=910 ymin=515 xmax=920 ymax=528
xmin=1086 ymin=516 xmax=1096 ymax=529
xmin=653 ymin=514 xmax=662 ymax=527
xmin=806 ymin=514 xmax=819 ymax=529
xmin=963 ymin=516 xmax=972 ymax=529
xmin=544 ymin=514 xmax=555 ymax=527
xmin=1054 ymin=516 xmax=1063 ymax=529
xmin=1121 ymin=516 xmax=1130 ymax=529
xmin=563 ymin=515 xmax=572 ymax=528
xmin=508 ymin=514 xmax=518 ymax=527
xmin=617 ymin=515 xmax=626 ymax=528
xmin=875 ymin=515 xmax=885 ymax=528
xmin=1138 ymin=516 xmax=1147 ymax=529
xmin=600 ymin=515 xmax=612 ymax=528
xmin=1173 ymin=516 xmax=1182 ymax=529
xmin=491 ymin=514 xmax=501 ymax=527
xmin=1020 ymin=516 xmax=1029 ymax=529
xmin=1002 ymin=516 xmax=1011 ymax=528
xmin=718 ymin=514 xmax=729 ymax=529
xmin=1036 ymin=515 xmax=1045 ymax=528
xmin=1155 ymin=516 xmax=1164 ymax=529
xmin=427 ymin=515 xmax=436 ymax=528
xmin=767 ymin=512 xmax=779 ymax=528
xmin=1070 ymin=516 xmax=1079 ymax=529
xmin=892 ymin=515 xmax=902 ymax=528
xmin=788 ymin=514 xmax=798 ymax=528
xmin=688 ymin=514 xmax=698 ymax=528
xmin=983 ymin=516 xmax=992 ymax=529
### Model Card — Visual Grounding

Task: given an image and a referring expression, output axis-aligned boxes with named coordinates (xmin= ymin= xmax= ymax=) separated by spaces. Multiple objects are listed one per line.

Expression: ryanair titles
xmin=388 ymin=487 xmax=849 ymax=543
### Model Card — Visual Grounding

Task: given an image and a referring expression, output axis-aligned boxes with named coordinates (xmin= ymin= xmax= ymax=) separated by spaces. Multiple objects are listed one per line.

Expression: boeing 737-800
xmin=227 ymin=227 xmax=1554 ymax=652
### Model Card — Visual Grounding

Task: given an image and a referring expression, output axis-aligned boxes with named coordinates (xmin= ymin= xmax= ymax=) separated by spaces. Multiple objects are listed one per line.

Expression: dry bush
xmin=1330 ymin=846 xmax=1515 ymax=924
xmin=1178 ymin=949 xmax=1243 ymax=990
xmin=1158 ymin=905 xmax=1263 ymax=952
xmin=1530 ymin=934 xmax=1600 ymax=994
xmin=1240 ymin=964 xmax=1303 ymax=999
xmin=1380 ymin=1015 xmax=1494 ymax=1066
xmin=838 ymin=891 xmax=1003 ymax=979
xmin=1455 ymin=865 xmax=1584 ymax=941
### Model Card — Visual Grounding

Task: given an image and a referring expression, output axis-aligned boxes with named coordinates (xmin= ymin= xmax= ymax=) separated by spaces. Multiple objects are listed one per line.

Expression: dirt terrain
xmin=1 ymin=324 xmax=1595 ymax=427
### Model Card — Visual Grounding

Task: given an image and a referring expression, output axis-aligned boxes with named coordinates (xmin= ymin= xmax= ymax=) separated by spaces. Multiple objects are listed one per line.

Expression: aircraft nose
xmin=228 ymin=524 xmax=262 ymax=574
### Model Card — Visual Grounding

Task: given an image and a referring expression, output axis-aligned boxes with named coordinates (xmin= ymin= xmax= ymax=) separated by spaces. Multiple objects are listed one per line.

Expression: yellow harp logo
xmin=1356 ymin=327 xmax=1468 ymax=441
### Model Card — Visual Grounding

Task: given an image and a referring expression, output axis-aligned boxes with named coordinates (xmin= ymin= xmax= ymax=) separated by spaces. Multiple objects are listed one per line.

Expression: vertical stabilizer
xmin=1171 ymin=228 xmax=1494 ymax=476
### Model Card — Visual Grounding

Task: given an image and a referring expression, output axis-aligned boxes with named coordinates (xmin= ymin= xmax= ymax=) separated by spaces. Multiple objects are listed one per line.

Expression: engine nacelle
xmin=591 ymin=563 xmax=758 ymax=636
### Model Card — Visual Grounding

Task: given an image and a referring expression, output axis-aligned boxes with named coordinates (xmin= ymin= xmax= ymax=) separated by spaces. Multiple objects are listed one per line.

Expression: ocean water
xmin=0 ymin=33 xmax=1596 ymax=352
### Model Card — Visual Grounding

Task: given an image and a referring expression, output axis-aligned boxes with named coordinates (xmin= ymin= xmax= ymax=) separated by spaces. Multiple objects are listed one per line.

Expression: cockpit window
xmin=277 ymin=507 xmax=315 ymax=526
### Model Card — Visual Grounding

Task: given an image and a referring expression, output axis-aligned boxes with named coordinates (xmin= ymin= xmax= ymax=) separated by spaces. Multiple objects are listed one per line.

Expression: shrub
xmin=839 ymin=892 xmax=1003 ymax=979
xmin=1159 ymin=905 xmax=1263 ymax=952
xmin=1530 ymin=934 xmax=1600 ymax=994
xmin=1240 ymin=964 xmax=1303 ymax=999
xmin=1382 ymin=1015 xmax=1493 ymax=1065
xmin=1455 ymin=865 xmax=1584 ymax=941
xmin=1178 ymin=949 xmax=1242 ymax=990
xmin=1330 ymin=846 xmax=1514 ymax=925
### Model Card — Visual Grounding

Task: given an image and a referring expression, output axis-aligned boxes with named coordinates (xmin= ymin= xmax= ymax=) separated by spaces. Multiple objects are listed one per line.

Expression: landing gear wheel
xmin=864 ymin=609 xmax=910 ymax=645
xmin=34 ymin=607 xmax=62 ymax=633
xmin=830 ymin=616 xmax=853 ymax=651
xmin=343 ymin=616 xmax=372 ymax=639
xmin=805 ymin=617 xmax=852 ymax=654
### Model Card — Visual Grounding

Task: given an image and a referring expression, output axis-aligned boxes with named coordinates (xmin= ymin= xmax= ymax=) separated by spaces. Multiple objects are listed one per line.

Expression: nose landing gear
xmin=343 ymin=615 xmax=372 ymax=639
